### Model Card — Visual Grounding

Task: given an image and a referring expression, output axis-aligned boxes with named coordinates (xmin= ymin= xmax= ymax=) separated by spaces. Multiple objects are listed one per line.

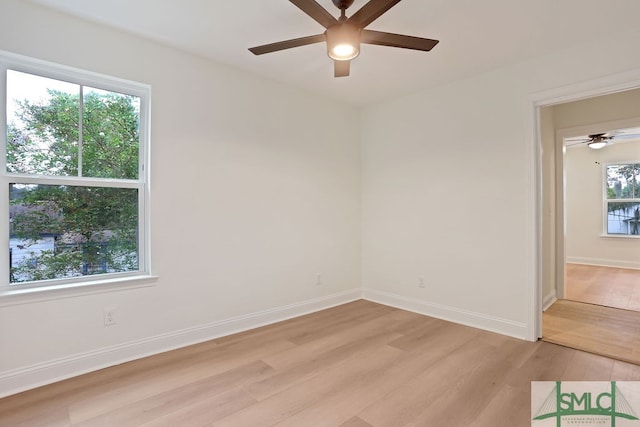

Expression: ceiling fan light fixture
xmin=588 ymin=140 xmax=607 ymax=150
xmin=331 ymin=43 xmax=357 ymax=59
xmin=587 ymin=135 xmax=610 ymax=150
xmin=326 ymin=24 xmax=360 ymax=61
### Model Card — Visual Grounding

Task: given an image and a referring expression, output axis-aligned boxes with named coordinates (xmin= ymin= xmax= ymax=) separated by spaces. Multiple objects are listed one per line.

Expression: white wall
xmin=553 ymin=89 xmax=640 ymax=129
xmin=565 ymin=141 xmax=640 ymax=268
xmin=360 ymin=27 xmax=640 ymax=339
xmin=0 ymin=0 xmax=361 ymax=396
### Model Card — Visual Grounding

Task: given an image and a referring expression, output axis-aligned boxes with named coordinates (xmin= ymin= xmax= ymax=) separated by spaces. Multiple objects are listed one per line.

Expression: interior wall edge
xmin=0 ymin=288 xmax=362 ymax=399
xmin=362 ymin=289 xmax=529 ymax=341
xmin=542 ymin=292 xmax=557 ymax=312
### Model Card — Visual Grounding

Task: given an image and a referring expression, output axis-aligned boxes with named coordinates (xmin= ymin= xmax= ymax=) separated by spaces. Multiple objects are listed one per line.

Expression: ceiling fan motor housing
xmin=332 ymin=0 xmax=356 ymax=10
xmin=326 ymin=23 xmax=361 ymax=60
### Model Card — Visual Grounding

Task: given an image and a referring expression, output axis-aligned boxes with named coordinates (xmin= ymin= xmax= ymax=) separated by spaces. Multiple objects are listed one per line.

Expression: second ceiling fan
xmin=249 ymin=0 xmax=439 ymax=77
xmin=565 ymin=128 xmax=640 ymax=150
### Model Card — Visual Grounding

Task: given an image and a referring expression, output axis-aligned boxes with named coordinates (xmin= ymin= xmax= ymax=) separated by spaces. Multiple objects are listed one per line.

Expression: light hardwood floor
xmin=2 ymin=300 xmax=640 ymax=427
xmin=565 ymin=263 xmax=640 ymax=311
xmin=542 ymin=263 xmax=640 ymax=361
xmin=543 ymin=299 xmax=640 ymax=365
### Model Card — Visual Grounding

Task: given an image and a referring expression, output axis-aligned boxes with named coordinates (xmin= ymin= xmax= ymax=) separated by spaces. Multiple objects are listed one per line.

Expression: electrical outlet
xmin=104 ymin=308 xmax=117 ymax=326
xmin=315 ymin=273 xmax=322 ymax=286
xmin=418 ymin=277 xmax=426 ymax=288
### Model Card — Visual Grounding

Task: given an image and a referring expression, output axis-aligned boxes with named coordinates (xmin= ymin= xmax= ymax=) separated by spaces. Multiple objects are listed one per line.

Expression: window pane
xmin=607 ymin=164 xmax=640 ymax=199
xmin=607 ymin=201 xmax=640 ymax=235
xmin=9 ymin=183 xmax=138 ymax=283
xmin=6 ymin=70 xmax=79 ymax=176
xmin=82 ymin=87 xmax=140 ymax=179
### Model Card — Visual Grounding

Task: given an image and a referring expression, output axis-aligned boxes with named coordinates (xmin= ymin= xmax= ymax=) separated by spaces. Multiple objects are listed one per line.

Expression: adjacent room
xmin=540 ymin=90 xmax=640 ymax=364
xmin=1 ymin=0 xmax=640 ymax=425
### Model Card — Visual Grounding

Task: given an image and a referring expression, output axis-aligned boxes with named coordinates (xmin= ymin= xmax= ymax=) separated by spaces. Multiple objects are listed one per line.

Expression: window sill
xmin=600 ymin=234 xmax=640 ymax=239
xmin=0 ymin=275 xmax=159 ymax=307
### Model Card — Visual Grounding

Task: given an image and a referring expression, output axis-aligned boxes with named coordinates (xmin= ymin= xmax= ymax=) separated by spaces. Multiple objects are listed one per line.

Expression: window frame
xmin=0 ymin=50 xmax=154 ymax=302
xmin=603 ymin=161 xmax=640 ymax=238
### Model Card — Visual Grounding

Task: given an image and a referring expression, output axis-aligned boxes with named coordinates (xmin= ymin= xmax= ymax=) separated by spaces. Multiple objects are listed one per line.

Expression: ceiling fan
xmin=565 ymin=128 xmax=640 ymax=150
xmin=248 ymin=0 xmax=439 ymax=77
xmin=565 ymin=133 xmax=614 ymax=150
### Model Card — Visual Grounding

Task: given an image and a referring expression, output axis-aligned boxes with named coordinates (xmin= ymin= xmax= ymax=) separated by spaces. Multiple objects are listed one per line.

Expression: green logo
xmin=533 ymin=381 xmax=639 ymax=426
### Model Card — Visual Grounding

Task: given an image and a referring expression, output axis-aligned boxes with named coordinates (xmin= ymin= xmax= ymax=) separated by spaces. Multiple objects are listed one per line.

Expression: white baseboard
xmin=362 ymin=289 xmax=528 ymax=340
xmin=0 ymin=289 xmax=362 ymax=398
xmin=566 ymin=257 xmax=640 ymax=270
xmin=542 ymin=291 xmax=557 ymax=311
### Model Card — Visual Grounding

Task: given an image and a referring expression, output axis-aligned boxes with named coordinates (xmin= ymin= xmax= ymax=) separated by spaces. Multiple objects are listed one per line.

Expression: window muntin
xmin=605 ymin=163 xmax=640 ymax=236
xmin=2 ymin=52 xmax=150 ymax=290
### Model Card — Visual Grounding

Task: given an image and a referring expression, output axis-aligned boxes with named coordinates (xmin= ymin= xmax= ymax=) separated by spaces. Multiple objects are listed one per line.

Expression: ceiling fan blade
xmin=614 ymin=133 xmax=640 ymax=141
xmin=348 ymin=0 xmax=402 ymax=28
xmin=290 ymin=0 xmax=338 ymax=28
xmin=565 ymin=140 xmax=588 ymax=146
xmin=334 ymin=60 xmax=350 ymax=77
xmin=361 ymin=30 xmax=439 ymax=51
xmin=249 ymin=34 xmax=325 ymax=55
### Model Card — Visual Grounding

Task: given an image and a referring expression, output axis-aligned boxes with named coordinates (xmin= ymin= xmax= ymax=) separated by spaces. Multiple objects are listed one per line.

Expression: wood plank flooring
xmin=543 ymin=299 xmax=640 ymax=365
xmin=542 ymin=263 xmax=640 ymax=361
xmin=565 ymin=263 xmax=640 ymax=311
xmin=2 ymin=300 xmax=640 ymax=427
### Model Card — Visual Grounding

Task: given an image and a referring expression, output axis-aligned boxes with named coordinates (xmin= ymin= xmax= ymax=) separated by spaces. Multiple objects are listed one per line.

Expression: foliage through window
xmin=606 ymin=163 xmax=640 ymax=236
xmin=2 ymin=54 xmax=149 ymax=287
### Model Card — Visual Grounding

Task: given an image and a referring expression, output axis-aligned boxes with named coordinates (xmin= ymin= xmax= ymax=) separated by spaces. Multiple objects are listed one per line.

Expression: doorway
xmin=561 ymin=125 xmax=640 ymax=310
xmin=537 ymin=89 xmax=640 ymax=361
xmin=542 ymin=99 xmax=640 ymax=311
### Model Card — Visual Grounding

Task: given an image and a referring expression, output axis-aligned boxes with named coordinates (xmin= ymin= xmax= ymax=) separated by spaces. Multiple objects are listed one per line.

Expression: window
xmin=1 ymin=51 xmax=150 ymax=293
xmin=605 ymin=163 xmax=640 ymax=236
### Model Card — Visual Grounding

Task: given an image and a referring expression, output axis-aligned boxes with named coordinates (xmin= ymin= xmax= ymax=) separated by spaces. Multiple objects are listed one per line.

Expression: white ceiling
xmin=30 ymin=0 xmax=640 ymax=107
